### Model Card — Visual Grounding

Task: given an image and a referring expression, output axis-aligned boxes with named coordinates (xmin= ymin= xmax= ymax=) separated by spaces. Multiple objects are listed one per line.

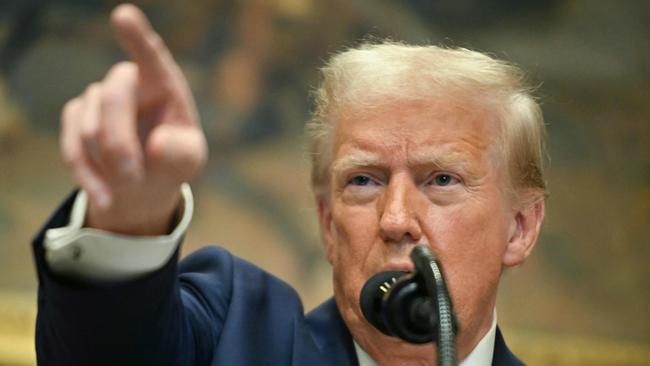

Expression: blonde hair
xmin=305 ymin=41 xmax=547 ymax=202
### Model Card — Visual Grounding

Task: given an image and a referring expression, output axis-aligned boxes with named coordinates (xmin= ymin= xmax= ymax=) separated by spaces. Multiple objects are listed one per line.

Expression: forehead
xmin=331 ymin=100 xmax=500 ymax=169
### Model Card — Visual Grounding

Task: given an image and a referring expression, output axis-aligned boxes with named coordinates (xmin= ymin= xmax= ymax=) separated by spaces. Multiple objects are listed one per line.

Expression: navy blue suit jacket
xmin=33 ymin=192 xmax=524 ymax=365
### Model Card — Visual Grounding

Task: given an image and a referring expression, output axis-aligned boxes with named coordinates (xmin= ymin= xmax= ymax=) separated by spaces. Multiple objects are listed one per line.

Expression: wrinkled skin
xmin=317 ymin=100 xmax=544 ymax=365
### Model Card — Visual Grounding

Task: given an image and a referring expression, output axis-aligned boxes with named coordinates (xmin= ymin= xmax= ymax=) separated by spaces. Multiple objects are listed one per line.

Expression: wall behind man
xmin=0 ymin=0 xmax=648 ymax=364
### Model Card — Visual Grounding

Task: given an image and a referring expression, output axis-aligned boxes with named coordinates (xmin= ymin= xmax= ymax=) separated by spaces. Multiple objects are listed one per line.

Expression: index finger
xmin=109 ymin=4 xmax=178 ymax=86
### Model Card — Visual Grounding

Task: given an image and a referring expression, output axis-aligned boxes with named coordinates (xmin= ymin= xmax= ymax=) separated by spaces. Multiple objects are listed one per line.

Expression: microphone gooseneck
xmin=358 ymin=245 xmax=457 ymax=366
xmin=410 ymin=245 xmax=457 ymax=366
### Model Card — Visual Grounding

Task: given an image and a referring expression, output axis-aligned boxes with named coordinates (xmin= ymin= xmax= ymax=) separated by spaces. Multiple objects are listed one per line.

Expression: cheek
xmin=330 ymin=203 xmax=379 ymax=265
xmin=329 ymin=202 xmax=382 ymax=310
xmin=423 ymin=201 xmax=509 ymax=326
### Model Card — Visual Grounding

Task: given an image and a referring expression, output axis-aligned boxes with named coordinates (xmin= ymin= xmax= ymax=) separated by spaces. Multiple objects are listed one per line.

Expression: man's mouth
xmin=379 ymin=261 xmax=414 ymax=274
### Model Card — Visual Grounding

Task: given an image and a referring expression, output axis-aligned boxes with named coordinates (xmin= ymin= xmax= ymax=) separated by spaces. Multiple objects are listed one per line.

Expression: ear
xmin=316 ymin=193 xmax=336 ymax=265
xmin=502 ymin=197 xmax=545 ymax=267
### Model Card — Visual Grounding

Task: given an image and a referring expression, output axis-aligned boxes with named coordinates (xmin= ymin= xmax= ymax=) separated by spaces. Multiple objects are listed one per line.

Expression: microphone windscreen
xmin=359 ymin=271 xmax=407 ymax=335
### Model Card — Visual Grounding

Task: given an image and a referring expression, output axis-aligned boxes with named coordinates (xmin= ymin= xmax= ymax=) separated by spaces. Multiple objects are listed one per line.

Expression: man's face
xmin=318 ymin=99 xmax=521 ymax=359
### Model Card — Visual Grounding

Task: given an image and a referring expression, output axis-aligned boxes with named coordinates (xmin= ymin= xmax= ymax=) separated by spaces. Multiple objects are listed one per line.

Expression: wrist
xmin=85 ymin=185 xmax=183 ymax=236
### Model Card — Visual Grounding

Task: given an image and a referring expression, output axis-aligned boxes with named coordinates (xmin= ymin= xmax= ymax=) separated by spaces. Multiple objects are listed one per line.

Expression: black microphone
xmin=359 ymin=245 xmax=458 ymax=366
xmin=360 ymin=270 xmax=438 ymax=343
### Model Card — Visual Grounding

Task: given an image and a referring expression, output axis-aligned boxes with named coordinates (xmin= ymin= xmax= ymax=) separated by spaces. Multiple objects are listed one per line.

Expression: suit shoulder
xmin=178 ymin=245 xmax=302 ymax=308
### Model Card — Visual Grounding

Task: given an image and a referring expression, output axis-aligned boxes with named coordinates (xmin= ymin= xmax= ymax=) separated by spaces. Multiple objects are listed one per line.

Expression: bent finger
xmin=97 ymin=61 xmax=144 ymax=182
xmin=60 ymin=97 xmax=112 ymax=208
xmin=60 ymin=98 xmax=84 ymax=170
xmin=72 ymin=155 xmax=113 ymax=210
xmin=79 ymin=83 xmax=103 ymax=164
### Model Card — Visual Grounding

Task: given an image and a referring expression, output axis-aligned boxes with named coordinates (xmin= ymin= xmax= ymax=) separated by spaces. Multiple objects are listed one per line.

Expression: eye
xmin=349 ymin=175 xmax=372 ymax=186
xmin=430 ymin=173 xmax=459 ymax=187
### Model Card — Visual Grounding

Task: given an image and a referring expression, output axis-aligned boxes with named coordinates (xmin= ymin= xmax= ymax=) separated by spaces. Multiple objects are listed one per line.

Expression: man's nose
xmin=378 ymin=176 xmax=422 ymax=244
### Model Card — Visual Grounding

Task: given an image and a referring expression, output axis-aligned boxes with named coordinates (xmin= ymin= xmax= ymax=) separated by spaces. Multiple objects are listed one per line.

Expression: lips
xmin=375 ymin=243 xmax=429 ymax=274
xmin=379 ymin=261 xmax=414 ymax=273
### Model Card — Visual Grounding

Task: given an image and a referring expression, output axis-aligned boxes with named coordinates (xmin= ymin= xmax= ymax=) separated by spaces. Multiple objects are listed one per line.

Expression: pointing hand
xmin=60 ymin=4 xmax=207 ymax=235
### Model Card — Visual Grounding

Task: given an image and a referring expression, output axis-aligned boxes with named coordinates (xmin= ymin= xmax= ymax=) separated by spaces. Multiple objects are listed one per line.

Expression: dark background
xmin=0 ymin=0 xmax=648 ymax=364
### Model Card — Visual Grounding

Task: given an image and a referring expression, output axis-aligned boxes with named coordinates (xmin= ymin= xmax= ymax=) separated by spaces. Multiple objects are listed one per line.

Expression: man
xmin=33 ymin=4 xmax=546 ymax=365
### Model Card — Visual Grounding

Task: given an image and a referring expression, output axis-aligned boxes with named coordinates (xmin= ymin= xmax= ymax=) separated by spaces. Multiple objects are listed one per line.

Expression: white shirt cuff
xmin=43 ymin=183 xmax=194 ymax=281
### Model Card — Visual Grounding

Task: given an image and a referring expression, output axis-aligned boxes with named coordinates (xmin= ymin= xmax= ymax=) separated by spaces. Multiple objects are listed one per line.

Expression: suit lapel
xmin=306 ymin=299 xmax=524 ymax=366
xmin=306 ymin=298 xmax=360 ymax=366
xmin=491 ymin=327 xmax=525 ymax=366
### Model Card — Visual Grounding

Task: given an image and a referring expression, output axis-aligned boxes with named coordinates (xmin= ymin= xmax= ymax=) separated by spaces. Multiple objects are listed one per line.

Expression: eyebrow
xmin=331 ymin=147 xmax=477 ymax=176
xmin=331 ymin=151 xmax=383 ymax=175
xmin=409 ymin=149 xmax=473 ymax=170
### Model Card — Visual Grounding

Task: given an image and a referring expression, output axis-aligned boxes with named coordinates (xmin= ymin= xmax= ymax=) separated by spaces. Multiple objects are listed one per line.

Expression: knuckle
xmin=84 ymin=82 xmax=101 ymax=97
xmin=98 ymin=134 xmax=130 ymax=161
xmin=100 ymin=90 xmax=122 ymax=110
xmin=101 ymin=67 xmax=137 ymax=108
xmin=61 ymin=99 xmax=81 ymax=129
xmin=108 ymin=61 xmax=137 ymax=79
xmin=62 ymin=98 xmax=80 ymax=119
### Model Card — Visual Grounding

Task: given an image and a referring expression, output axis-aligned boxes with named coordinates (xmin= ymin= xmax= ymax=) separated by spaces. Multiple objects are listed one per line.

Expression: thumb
xmin=145 ymin=124 xmax=208 ymax=183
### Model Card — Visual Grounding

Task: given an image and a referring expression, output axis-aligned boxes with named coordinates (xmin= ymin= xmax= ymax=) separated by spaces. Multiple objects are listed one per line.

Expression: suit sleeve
xmin=43 ymin=184 xmax=193 ymax=281
xmin=32 ymin=191 xmax=234 ymax=366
